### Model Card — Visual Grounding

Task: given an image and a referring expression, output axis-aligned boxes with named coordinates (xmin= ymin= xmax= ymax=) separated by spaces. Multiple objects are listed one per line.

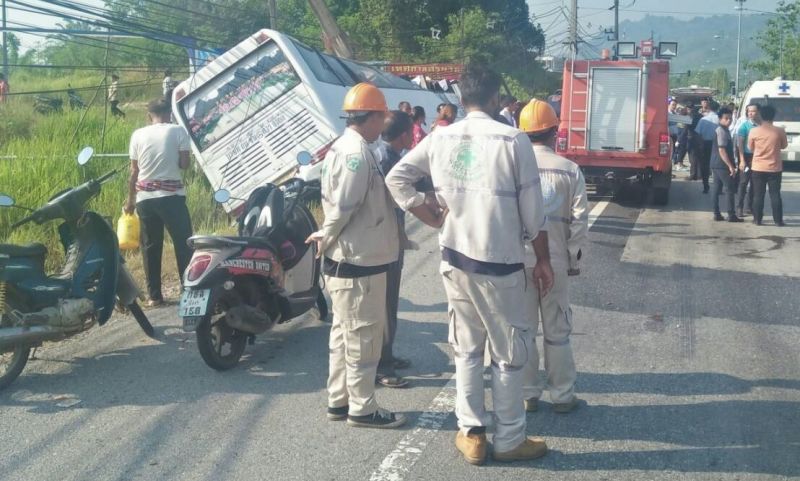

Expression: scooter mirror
xmin=0 ymin=194 xmax=15 ymax=207
xmin=296 ymin=151 xmax=313 ymax=166
xmin=77 ymin=146 xmax=94 ymax=166
xmin=213 ymin=189 xmax=231 ymax=204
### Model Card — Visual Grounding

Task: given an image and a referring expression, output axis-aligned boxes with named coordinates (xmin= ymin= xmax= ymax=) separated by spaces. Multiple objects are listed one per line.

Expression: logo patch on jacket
xmin=449 ymin=141 xmax=483 ymax=181
xmin=345 ymin=154 xmax=363 ymax=172
xmin=541 ymin=177 xmax=564 ymax=215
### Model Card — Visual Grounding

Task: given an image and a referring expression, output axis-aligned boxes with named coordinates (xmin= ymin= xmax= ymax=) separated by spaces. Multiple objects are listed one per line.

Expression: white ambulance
xmin=738 ymin=79 xmax=800 ymax=165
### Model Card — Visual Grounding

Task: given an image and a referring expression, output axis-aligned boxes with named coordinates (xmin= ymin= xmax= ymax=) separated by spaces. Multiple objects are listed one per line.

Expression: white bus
xmin=172 ymin=29 xmax=459 ymax=212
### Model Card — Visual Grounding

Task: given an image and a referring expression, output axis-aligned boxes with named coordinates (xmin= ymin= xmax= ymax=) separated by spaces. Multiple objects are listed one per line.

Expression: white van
xmin=738 ymin=79 xmax=800 ymax=165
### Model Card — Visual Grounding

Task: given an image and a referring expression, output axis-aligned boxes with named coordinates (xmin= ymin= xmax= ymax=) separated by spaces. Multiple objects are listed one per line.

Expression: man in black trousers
xmin=124 ymin=99 xmax=194 ymax=306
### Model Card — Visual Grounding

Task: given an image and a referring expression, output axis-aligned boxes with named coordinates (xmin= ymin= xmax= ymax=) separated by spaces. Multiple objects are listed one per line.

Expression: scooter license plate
xmin=180 ymin=289 xmax=211 ymax=318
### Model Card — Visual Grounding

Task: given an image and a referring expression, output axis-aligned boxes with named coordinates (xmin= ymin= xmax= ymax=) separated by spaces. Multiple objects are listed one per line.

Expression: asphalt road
xmin=2 ymin=171 xmax=799 ymax=481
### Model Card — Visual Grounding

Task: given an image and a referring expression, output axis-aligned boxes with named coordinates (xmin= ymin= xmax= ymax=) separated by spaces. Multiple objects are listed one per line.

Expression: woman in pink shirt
xmin=748 ymin=104 xmax=788 ymax=226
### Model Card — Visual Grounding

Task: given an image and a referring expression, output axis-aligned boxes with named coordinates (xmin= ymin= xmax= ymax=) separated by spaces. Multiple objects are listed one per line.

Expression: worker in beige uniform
xmin=518 ymin=99 xmax=588 ymax=414
xmin=306 ymin=83 xmax=405 ymax=429
xmin=386 ymin=64 xmax=554 ymax=465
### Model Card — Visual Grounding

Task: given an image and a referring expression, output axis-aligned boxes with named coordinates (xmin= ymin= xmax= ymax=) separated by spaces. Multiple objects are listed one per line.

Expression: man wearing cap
xmin=518 ymin=99 xmax=588 ymax=415
xmin=386 ymin=64 xmax=554 ymax=465
xmin=307 ymin=83 xmax=405 ymax=429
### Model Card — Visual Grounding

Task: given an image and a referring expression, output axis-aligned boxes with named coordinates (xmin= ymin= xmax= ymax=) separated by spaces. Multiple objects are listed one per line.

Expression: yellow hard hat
xmin=519 ymin=99 xmax=559 ymax=134
xmin=342 ymin=82 xmax=388 ymax=112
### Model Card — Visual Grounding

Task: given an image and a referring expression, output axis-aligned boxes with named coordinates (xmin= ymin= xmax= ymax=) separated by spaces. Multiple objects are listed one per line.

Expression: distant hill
xmin=576 ymin=14 xmax=771 ymax=80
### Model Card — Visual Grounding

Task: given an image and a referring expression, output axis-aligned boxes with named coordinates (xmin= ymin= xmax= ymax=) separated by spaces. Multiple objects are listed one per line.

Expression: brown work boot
xmin=553 ymin=396 xmax=580 ymax=414
xmin=524 ymin=397 xmax=539 ymax=412
xmin=493 ymin=437 xmax=548 ymax=463
xmin=455 ymin=431 xmax=487 ymax=465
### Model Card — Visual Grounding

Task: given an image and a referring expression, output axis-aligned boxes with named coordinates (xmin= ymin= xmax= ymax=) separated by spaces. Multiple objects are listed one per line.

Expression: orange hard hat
xmin=518 ymin=98 xmax=559 ymax=134
xmin=342 ymin=82 xmax=388 ymax=112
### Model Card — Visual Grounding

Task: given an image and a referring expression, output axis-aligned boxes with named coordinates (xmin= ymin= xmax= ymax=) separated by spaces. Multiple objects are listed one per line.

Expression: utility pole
xmin=307 ymin=0 xmax=355 ymax=59
xmin=735 ymin=0 xmax=745 ymax=97
xmin=613 ymin=0 xmax=619 ymax=43
xmin=2 ymin=0 xmax=8 ymax=79
xmin=569 ymin=0 xmax=578 ymax=57
xmin=268 ymin=0 xmax=277 ymax=30
xmin=780 ymin=29 xmax=785 ymax=78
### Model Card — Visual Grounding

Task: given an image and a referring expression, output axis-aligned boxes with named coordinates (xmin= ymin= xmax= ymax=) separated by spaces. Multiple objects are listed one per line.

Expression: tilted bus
xmin=172 ymin=29 xmax=458 ymax=212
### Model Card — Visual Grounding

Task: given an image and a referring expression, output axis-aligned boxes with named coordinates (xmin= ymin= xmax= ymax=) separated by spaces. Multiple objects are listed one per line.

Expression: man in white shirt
xmin=498 ymin=95 xmax=519 ymax=127
xmin=386 ymin=64 xmax=554 ymax=465
xmin=124 ymin=98 xmax=193 ymax=306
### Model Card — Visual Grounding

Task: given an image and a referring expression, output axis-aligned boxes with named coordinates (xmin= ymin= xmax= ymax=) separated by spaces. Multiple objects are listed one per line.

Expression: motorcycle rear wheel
xmin=196 ymin=316 xmax=247 ymax=371
xmin=0 ymin=344 xmax=31 ymax=390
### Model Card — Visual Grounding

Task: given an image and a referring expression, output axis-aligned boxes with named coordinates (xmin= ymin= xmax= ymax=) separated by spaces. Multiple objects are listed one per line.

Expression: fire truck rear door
xmin=588 ymin=68 xmax=640 ymax=152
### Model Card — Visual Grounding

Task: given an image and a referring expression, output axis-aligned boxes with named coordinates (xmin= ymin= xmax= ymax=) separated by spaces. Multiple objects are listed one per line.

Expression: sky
xmin=527 ymin=0 xmax=780 ymax=56
xmin=3 ymin=0 xmax=782 ymax=52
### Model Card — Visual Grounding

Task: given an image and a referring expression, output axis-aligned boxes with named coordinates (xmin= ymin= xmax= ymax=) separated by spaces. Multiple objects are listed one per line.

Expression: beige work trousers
xmin=522 ymin=266 xmax=576 ymax=403
xmin=440 ymin=263 xmax=532 ymax=453
xmin=325 ymin=272 xmax=387 ymax=417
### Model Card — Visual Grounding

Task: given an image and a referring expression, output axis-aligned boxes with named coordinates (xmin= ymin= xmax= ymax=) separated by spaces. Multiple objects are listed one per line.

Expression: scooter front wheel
xmin=196 ymin=316 xmax=247 ymax=371
xmin=0 ymin=344 xmax=31 ymax=390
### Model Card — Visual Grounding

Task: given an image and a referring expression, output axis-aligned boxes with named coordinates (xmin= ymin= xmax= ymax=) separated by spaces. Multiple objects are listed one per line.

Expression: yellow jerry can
xmin=117 ymin=211 xmax=140 ymax=250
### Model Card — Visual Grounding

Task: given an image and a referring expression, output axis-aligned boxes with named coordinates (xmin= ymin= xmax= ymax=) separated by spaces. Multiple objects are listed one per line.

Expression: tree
xmin=751 ymin=0 xmax=800 ymax=79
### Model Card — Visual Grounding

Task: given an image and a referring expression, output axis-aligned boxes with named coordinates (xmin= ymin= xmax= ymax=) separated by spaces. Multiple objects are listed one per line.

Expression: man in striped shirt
xmin=124 ymin=98 xmax=194 ymax=306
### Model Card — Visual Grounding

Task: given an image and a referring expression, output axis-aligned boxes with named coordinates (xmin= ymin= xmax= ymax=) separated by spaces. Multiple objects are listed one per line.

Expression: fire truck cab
xmin=557 ymin=58 xmax=672 ymax=204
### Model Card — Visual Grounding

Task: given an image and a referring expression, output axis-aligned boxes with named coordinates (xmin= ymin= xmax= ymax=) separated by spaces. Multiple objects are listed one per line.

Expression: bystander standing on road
xmin=673 ymin=106 xmax=690 ymax=170
xmin=108 ymin=74 xmax=126 ymax=118
xmin=499 ymin=95 xmax=518 ymax=127
xmin=307 ymin=83 xmax=406 ymax=429
xmin=0 ymin=74 xmax=9 ymax=104
xmin=162 ymin=70 xmax=176 ymax=102
xmin=412 ymin=106 xmax=427 ymax=148
xmin=375 ymin=110 xmax=416 ymax=389
xmin=432 ymin=103 xmax=456 ymax=130
xmin=124 ymin=99 xmax=193 ymax=306
xmin=711 ymin=108 xmax=743 ymax=223
xmin=736 ymin=103 xmax=761 ymax=218
xmin=398 ymin=101 xmax=413 ymax=117
xmin=694 ymin=100 xmax=720 ymax=193
xmin=386 ymin=64 xmax=554 ymax=465
xmin=688 ymin=104 xmax=704 ymax=181
xmin=748 ymin=104 xmax=788 ymax=227
xmin=518 ymin=99 xmax=588 ymax=415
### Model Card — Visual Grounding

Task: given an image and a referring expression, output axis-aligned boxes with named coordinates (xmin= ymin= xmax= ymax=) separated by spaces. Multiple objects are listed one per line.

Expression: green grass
xmin=0 ymin=90 xmax=233 ymax=286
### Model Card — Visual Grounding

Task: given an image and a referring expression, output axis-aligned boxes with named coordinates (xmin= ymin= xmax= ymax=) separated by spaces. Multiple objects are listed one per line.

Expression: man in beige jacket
xmin=308 ymin=83 xmax=405 ymax=429
xmin=518 ymin=99 xmax=588 ymax=414
xmin=386 ymin=64 xmax=554 ymax=465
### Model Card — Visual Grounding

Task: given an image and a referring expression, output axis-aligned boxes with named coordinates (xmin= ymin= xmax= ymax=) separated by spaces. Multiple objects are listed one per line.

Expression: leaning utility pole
xmin=569 ymin=0 xmax=578 ymax=57
xmin=268 ymin=0 xmax=277 ymax=30
xmin=307 ymin=0 xmax=355 ymax=59
xmin=2 ymin=0 xmax=8 ymax=79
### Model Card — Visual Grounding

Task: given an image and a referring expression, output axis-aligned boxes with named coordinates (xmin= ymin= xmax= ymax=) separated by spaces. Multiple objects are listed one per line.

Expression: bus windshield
xmin=757 ymin=97 xmax=800 ymax=123
xmin=180 ymin=41 xmax=301 ymax=151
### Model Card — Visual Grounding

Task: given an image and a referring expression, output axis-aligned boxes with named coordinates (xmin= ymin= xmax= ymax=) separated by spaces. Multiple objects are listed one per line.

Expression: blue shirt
xmin=695 ymin=112 xmax=719 ymax=142
xmin=737 ymin=120 xmax=756 ymax=154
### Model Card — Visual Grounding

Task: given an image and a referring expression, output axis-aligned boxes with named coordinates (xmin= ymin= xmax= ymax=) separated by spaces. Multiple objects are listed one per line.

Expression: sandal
xmin=376 ymin=374 xmax=409 ymax=388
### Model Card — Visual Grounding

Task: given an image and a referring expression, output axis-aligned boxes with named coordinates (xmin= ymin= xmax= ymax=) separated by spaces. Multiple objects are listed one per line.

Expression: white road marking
xmin=369 ymin=378 xmax=457 ymax=481
xmin=588 ymin=200 xmax=610 ymax=229
xmin=370 ymin=200 xmax=610 ymax=480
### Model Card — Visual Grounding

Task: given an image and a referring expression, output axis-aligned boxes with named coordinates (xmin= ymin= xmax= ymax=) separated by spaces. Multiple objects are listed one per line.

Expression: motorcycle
xmin=179 ymin=152 xmax=328 ymax=371
xmin=0 ymin=147 xmax=155 ymax=390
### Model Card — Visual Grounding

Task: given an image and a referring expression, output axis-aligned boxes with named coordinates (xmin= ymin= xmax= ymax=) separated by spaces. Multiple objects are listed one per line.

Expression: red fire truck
xmin=556 ymin=58 xmax=672 ymax=204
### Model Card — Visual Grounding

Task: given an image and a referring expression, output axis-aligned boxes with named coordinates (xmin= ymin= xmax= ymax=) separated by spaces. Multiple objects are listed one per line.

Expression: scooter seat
xmin=0 ymin=243 xmax=47 ymax=258
xmin=187 ymin=235 xmax=278 ymax=252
